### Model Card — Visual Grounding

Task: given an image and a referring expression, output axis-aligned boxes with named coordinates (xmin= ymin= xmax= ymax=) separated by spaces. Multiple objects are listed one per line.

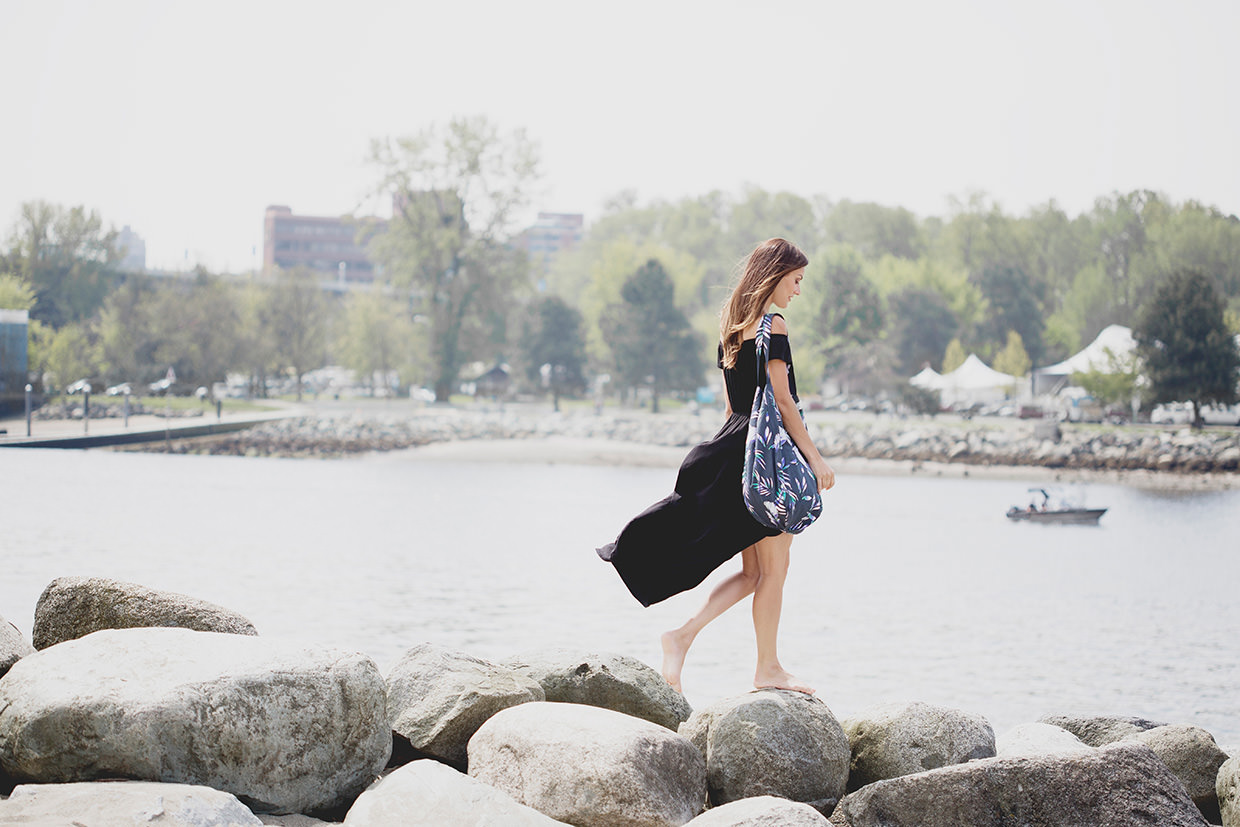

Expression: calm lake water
xmin=2 ymin=444 xmax=1238 ymax=748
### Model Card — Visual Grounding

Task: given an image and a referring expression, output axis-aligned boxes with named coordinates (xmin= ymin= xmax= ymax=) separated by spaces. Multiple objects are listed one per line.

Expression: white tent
xmin=908 ymin=365 xmax=943 ymax=390
xmin=938 ymin=354 xmax=1023 ymax=407
xmin=1035 ymin=324 xmax=1136 ymax=394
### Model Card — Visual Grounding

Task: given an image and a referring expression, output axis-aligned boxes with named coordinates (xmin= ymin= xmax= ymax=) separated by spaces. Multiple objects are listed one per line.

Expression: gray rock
xmin=0 ymin=780 xmax=263 ymax=826
xmin=32 ymin=575 xmax=258 ymax=648
xmin=1039 ymin=713 xmax=1166 ymax=746
xmin=679 ymin=690 xmax=849 ymax=813
xmin=0 ymin=614 xmax=33 ymax=679
xmin=503 ymin=648 xmax=691 ymax=730
xmin=0 ymin=628 xmax=390 ymax=815
xmin=1127 ymin=724 xmax=1229 ymax=822
xmin=828 ymin=742 xmax=1209 ymax=826
xmin=468 ymin=701 xmax=705 ymax=827
xmin=995 ymin=722 xmax=1092 ymax=757
xmin=387 ymin=643 xmax=544 ymax=770
xmin=343 ymin=759 xmax=565 ymax=825
xmin=842 ymin=701 xmax=995 ymax=791
xmin=1219 ymin=756 xmax=1240 ymax=827
xmin=685 ymin=795 xmax=830 ymax=825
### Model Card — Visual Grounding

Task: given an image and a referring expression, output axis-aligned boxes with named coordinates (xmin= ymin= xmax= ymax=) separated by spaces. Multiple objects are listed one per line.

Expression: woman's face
xmin=770 ymin=267 xmax=805 ymax=309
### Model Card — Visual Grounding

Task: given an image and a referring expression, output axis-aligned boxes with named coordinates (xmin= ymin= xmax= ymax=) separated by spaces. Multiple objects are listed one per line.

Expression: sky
xmin=2 ymin=0 xmax=1237 ymax=273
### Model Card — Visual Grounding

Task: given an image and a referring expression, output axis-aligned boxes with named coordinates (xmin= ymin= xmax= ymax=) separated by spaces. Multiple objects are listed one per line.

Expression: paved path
xmin=0 ymin=402 xmax=302 ymax=449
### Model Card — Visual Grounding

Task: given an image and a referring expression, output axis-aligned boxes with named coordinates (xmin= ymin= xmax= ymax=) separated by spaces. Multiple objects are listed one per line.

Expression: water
xmin=2 ymin=445 xmax=1238 ymax=748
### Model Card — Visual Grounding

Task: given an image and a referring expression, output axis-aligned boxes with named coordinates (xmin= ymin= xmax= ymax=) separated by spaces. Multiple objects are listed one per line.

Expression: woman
xmin=597 ymin=238 xmax=835 ymax=695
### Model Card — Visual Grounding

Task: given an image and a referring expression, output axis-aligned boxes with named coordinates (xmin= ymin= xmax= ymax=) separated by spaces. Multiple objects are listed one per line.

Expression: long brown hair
xmin=719 ymin=238 xmax=808 ymax=368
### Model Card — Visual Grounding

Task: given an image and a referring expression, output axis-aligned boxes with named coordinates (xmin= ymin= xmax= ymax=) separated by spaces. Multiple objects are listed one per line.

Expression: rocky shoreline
xmin=121 ymin=406 xmax=1240 ymax=482
xmin=2 ymin=577 xmax=1237 ymax=826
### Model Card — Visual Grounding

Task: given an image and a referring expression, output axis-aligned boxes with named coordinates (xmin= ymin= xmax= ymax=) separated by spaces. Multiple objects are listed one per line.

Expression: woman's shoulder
xmin=769 ymin=313 xmax=789 ymax=336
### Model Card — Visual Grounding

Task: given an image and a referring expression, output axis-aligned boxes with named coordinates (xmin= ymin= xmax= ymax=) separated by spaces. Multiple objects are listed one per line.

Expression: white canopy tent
xmin=908 ymin=355 xmax=1022 ymax=407
xmin=1034 ymin=324 xmax=1137 ymax=395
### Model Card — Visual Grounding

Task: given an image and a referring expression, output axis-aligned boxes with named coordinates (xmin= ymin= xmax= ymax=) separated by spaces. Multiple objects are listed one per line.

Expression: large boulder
xmin=995 ymin=722 xmax=1092 ymax=757
xmin=1219 ymin=756 xmax=1240 ymax=827
xmin=679 ymin=690 xmax=849 ymax=813
xmin=842 ymin=701 xmax=995 ymax=791
xmin=828 ymin=742 xmax=1209 ymax=826
xmin=504 ymin=648 xmax=691 ymax=730
xmin=0 ymin=614 xmax=33 ymax=679
xmin=343 ymin=759 xmax=565 ymax=825
xmin=387 ymin=643 xmax=544 ymax=770
xmin=1126 ymin=724 xmax=1230 ymax=823
xmin=32 ymin=576 xmax=258 ymax=648
xmin=0 ymin=628 xmax=391 ymax=815
xmin=1038 ymin=713 xmax=1165 ymax=746
xmin=0 ymin=780 xmax=263 ymax=826
xmin=685 ymin=795 xmax=830 ymax=825
xmin=468 ymin=701 xmax=705 ymax=827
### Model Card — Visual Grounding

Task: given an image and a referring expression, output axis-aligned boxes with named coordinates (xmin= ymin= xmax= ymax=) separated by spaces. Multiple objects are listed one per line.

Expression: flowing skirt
xmin=596 ymin=413 xmax=780 ymax=606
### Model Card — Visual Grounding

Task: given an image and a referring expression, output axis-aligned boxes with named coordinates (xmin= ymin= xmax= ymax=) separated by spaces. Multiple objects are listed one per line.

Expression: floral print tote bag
xmin=742 ymin=314 xmax=823 ymax=534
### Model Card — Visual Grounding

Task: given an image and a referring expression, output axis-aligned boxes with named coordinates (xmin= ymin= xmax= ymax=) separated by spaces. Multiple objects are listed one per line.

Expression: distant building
xmin=0 ymin=308 xmax=29 ymax=413
xmin=263 ymin=205 xmax=380 ymax=282
xmin=115 ymin=225 xmax=147 ymax=272
xmin=517 ymin=212 xmax=584 ymax=277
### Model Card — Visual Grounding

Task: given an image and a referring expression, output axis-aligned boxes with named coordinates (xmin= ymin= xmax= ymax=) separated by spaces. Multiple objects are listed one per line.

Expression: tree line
xmin=2 ymin=116 xmax=1238 ymax=416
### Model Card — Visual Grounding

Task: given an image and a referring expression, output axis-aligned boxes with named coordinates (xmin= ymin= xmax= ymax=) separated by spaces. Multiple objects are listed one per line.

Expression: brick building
xmin=262 ymin=205 xmax=380 ymax=282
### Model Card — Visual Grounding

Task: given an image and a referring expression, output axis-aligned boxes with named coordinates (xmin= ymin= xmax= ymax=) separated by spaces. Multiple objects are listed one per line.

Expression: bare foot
xmin=754 ymin=667 xmax=816 ymax=695
xmin=660 ymin=631 xmax=689 ymax=693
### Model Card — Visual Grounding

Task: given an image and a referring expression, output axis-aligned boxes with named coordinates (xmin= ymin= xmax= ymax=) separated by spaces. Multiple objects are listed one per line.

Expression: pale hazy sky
xmin=2 ymin=0 xmax=1237 ymax=272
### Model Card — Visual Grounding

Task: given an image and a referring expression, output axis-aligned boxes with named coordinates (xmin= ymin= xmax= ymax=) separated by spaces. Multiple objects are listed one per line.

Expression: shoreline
xmin=395 ymin=435 xmax=1240 ymax=492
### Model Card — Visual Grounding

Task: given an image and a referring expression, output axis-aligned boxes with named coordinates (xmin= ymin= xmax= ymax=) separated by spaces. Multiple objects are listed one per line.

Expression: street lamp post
xmin=24 ymin=384 xmax=31 ymax=436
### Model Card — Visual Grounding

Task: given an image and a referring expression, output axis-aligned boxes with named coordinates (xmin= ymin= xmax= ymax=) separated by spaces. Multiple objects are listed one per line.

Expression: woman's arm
xmin=767 ymin=317 xmax=835 ymax=492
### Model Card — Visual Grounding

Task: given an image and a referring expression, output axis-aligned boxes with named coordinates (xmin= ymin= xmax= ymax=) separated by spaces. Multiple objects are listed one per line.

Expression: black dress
xmin=596 ymin=328 xmax=799 ymax=607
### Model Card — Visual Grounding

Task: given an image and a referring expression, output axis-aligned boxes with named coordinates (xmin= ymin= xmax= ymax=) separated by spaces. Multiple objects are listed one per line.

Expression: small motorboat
xmin=1006 ymin=488 xmax=1107 ymax=525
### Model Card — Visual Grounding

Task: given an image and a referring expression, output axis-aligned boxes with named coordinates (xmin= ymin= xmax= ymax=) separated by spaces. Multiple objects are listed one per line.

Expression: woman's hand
xmin=810 ymin=456 xmax=836 ymax=492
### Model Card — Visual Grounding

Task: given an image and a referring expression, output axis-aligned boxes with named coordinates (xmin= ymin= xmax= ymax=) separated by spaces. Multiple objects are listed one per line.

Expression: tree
xmin=600 ymin=260 xmax=704 ymax=413
xmin=993 ymin=330 xmax=1032 ymax=378
xmin=887 ymin=286 xmax=957 ymax=375
xmin=942 ymin=338 xmax=966 ymax=373
xmin=268 ymin=267 xmax=328 ymax=401
xmin=798 ymin=245 xmax=884 ymax=376
xmin=0 ymin=273 xmax=36 ymax=311
xmin=1134 ymin=270 xmax=1239 ymax=426
xmin=971 ymin=263 xmax=1045 ymax=364
xmin=338 ymin=289 xmax=417 ymax=394
xmin=1072 ymin=348 xmax=1141 ymax=408
xmin=822 ymin=200 xmax=924 ymax=260
xmin=6 ymin=201 xmax=120 ymax=327
xmin=42 ymin=322 xmax=100 ymax=393
xmin=367 ymin=116 xmax=540 ymax=401
xmin=517 ymin=294 xmax=587 ymax=411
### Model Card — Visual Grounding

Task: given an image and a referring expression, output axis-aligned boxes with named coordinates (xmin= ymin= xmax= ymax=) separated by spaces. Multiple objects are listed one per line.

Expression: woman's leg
xmin=661 ymin=545 xmax=759 ymax=692
xmin=752 ymin=533 xmax=814 ymax=694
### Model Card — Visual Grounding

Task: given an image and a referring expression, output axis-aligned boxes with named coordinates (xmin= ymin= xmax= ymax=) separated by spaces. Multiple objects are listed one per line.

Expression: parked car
xmin=65 ymin=378 xmax=95 ymax=395
xmin=1151 ymin=402 xmax=1193 ymax=425
xmin=105 ymin=382 xmax=132 ymax=396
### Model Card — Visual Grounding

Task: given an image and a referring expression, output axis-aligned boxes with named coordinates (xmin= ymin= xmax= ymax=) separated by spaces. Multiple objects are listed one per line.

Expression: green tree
xmin=268 ymin=267 xmax=328 ymax=401
xmin=800 ymin=245 xmax=884 ymax=377
xmin=972 ymin=264 xmax=1045 ymax=364
xmin=517 ymin=294 xmax=587 ymax=411
xmin=887 ymin=286 xmax=957 ymax=375
xmin=367 ymin=116 xmax=540 ymax=401
xmin=339 ymin=289 xmax=417 ymax=394
xmin=822 ymin=200 xmax=924 ymax=260
xmin=0 ymin=273 xmax=36 ymax=310
xmin=42 ymin=322 xmax=100 ymax=393
xmin=600 ymin=260 xmax=704 ymax=413
xmin=6 ymin=201 xmax=120 ymax=327
xmin=1134 ymin=270 xmax=1240 ymax=426
xmin=97 ymin=278 xmax=157 ymax=383
xmin=942 ymin=338 xmax=966 ymax=373
xmin=993 ymin=330 xmax=1032 ymax=378
xmin=1071 ymin=348 xmax=1141 ymax=408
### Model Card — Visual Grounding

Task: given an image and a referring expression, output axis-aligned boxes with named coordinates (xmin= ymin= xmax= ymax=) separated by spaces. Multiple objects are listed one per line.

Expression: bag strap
xmin=754 ymin=313 xmax=773 ymax=388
